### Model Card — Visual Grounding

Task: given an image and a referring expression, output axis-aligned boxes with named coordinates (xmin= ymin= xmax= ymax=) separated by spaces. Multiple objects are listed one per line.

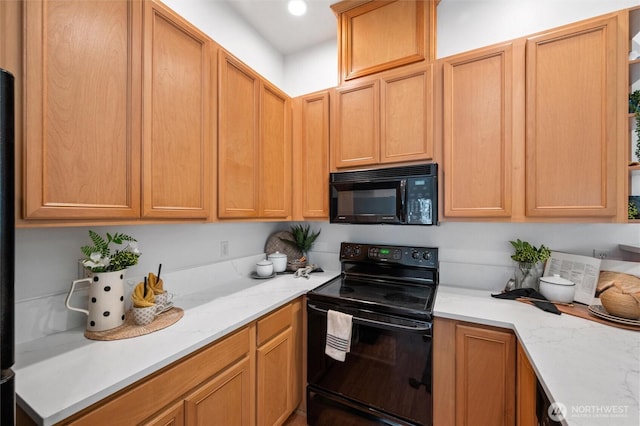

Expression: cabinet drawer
xmin=63 ymin=327 xmax=251 ymax=425
xmin=257 ymin=303 xmax=292 ymax=346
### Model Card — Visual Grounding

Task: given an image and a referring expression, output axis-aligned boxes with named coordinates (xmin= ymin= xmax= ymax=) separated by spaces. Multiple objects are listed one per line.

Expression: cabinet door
xmin=516 ymin=343 xmax=538 ymax=426
xmin=185 ymin=357 xmax=252 ymax=426
xmin=442 ymin=43 xmax=517 ymax=218
xmin=256 ymin=328 xmax=293 ymax=426
xmin=23 ymin=0 xmax=142 ymax=219
xmin=525 ymin=15 xmax=618 ymax=217
xmin=142 ymin=0 xmax=212 ymax=219
xmin=333 ymin=0 xmax=435 ymax=83
xmin=260 ymin=82 xmax=291 ymax=218
xmin=292 ymin=91 xmax=330 ymax=219
xmin=218 ymin=51 xmax=260 ymax=218
xmin=145 ymin=400 xmax=185 ymax=426
xmin=380 ymin=64 xmax=434 ymax=164
xmin=331 ymin=80 xmax=379 ymax=169
xmin=455 ymin=324 xmax=516 ymax=426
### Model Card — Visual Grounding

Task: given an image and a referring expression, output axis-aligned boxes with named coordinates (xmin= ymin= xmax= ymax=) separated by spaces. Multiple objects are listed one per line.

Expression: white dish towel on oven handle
xmin=325 ymin=309 xmax=353 ymax=362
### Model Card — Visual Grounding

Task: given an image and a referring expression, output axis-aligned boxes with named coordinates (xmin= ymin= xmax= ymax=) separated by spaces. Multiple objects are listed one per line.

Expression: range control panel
xmin=339 ymin=242 xmax=438 ymax=268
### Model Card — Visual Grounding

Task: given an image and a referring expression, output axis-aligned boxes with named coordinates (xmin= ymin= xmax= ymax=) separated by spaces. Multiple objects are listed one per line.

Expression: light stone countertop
xmin=14 ymin=256 xmax=340 ymax=426
xmin=434 ymin=286 xmax=640 ymax=426
xmin=14 ymin=261 xmax=640 ymax=426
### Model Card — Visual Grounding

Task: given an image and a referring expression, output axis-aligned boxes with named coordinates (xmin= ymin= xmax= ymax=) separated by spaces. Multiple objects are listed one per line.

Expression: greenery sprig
xmin=80 ymin=230 xmax=141 ymax=272
xmin=509 ymin=239 xmax=551 ymax=264
xmin=629 ymin=91 xmax=640 ymax=161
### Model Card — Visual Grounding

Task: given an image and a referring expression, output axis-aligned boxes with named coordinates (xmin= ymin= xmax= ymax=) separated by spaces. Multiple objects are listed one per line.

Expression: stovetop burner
xmin=384 ymin=292 xmax=424 ymax=305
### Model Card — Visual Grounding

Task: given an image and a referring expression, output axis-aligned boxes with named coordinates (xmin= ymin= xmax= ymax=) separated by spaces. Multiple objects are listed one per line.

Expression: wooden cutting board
xmin=517 ymin=299 xmax=639 ymax=331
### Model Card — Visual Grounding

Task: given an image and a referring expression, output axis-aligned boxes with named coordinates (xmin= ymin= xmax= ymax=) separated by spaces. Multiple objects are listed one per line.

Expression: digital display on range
xmin=379 ymin=248 xmax=390 ymax=255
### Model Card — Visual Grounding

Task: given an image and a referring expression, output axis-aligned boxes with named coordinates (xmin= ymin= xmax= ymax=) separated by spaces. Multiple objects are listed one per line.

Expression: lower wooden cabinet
xmin=433 ymin=317 xmax=537 ymax=426
xmin=185 ymin=357 xmax=252 ymax=426
xmin=516 ymin=342 xmax=538 ymax=426
xmin=256 ymin=305 xmax=294 ymax=426
xmin=146 ymin=400 xmax=185 ymax=426
xmin=47 ymin=298 xmax=303 ymax=426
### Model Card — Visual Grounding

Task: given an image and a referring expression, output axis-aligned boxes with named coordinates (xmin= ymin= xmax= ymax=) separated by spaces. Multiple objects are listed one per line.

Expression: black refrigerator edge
xmin=0 ymin=68 xmax=16 ymax=425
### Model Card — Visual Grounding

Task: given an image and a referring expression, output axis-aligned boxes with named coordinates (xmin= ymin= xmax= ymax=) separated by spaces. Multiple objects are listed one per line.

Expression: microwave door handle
xmin=399 ymin=180 xmax=407 ymax=221
xmin=308 ymin=303 xmax=432 ymax=335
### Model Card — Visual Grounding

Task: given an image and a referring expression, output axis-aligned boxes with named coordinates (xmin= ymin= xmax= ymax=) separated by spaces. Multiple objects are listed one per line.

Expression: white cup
xmin=154 ymin=291 xmax=173 ymax=308
xmin=132 ymin=305 xmax=157 ymax=326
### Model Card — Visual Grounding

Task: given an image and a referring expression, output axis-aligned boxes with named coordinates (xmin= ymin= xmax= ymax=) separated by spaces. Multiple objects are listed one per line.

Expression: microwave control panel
xmin=406 ymin=177 xmax=435 ymax=225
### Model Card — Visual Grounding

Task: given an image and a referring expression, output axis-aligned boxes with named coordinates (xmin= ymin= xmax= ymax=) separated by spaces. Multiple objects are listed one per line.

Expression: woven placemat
xmin=84 ymin=307 xmax=184 ymax=341
xmin=265 ymin=231 xmax=303 ymax=260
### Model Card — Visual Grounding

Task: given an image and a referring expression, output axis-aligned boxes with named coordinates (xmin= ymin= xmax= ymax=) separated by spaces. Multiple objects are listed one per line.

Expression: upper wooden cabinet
xmin=525 ymin=15 xmax=619 ymax=218
xmin=331 ymin=63 xmax=434 ymax=170
xmin=218 ymin=50 xmax=291 ymax=220
xmin=440 ymin=13 xmax=624 ymax=222
xmin=22 ymin=0 xmax=214 ymax=222
xmin=23 ymin=0 xmax=142 ymax=220
xmin=441 ymin=42 xmax=518 ymax=218
xmin=292 ymin=91 xmax=330 ymax=220
xmin=260 ymin=82 xmax=292 ymax=219
xmin=142 ymin=0 xmax=213 ymax=219
xmin=331 ymin=0 xmax=437 ymax=84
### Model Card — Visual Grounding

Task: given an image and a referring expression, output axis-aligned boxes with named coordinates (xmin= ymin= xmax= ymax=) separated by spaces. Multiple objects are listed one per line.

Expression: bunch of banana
xmin=147 ymin=272 xmax=164 ymax=295
xmin=131 ymin=281 xmax=156 ymax=308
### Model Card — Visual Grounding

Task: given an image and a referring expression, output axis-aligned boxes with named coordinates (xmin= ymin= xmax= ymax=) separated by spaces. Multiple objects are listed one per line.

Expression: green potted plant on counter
xmin=509 ymin=239 xmax=551 ymax=290
xmin=280 ymin=224 xmax=321 ymax=270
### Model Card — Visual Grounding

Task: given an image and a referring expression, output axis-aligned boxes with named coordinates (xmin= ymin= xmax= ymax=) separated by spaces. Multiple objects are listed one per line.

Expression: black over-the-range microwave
xmin=329 ymin=163 xmax=438 ymax=225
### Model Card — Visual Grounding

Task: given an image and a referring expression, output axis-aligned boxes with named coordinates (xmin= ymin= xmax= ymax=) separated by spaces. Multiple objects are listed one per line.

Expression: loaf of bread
xmin=597 ymin=271 xmax=640 ymax=320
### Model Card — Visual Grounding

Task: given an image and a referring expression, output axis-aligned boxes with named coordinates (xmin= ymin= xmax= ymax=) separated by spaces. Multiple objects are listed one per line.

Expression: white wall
xmin=284 ymin=39 xmax=338 ymax=97
xmin=437 ymin=0 xmax=640 ymax=58
xmin=15 ymin=222 xmax=286 ymax=301
xmin=161 ymin=0 xmax=286 ymax=88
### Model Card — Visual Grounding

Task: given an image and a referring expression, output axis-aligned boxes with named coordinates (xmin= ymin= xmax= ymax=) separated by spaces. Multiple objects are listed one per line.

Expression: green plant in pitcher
xmin=80 ymin=230 xmax=141 ymax=272
xmin=509 ymin=239 xmax=551 ymax=290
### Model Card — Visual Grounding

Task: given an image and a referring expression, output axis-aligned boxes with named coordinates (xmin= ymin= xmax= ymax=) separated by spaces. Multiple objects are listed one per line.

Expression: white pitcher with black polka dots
xmin=65 ymin=270 xmax=127 ymax=332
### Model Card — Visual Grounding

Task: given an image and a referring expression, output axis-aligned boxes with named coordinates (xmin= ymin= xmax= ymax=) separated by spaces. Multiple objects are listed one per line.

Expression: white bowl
xmin=539 ymin=274 xmax=575 ymax=303
xmin=268 ymin=251 xmax=287 ymax=273
xmin=256 ymin=259 xmax=274 ymax=277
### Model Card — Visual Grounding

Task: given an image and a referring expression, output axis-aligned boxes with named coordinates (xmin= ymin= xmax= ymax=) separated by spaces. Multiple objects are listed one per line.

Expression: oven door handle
xmin=308 ymin=303 xmax=432 ymax=335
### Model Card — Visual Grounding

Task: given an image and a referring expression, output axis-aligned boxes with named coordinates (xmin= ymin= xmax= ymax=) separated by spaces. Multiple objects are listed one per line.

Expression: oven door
xmin=307 ymin=301 xmax=433 ymax=426
xmin=330 ymin=179 xmax=405 ymax=224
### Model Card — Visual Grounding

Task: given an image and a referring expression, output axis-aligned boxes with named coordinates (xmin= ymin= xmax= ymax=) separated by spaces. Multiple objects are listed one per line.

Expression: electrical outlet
xmin=593 ymin=249 xmax=610 ymax=259
xmin=220 ymin=240 xmax=229 ymax=257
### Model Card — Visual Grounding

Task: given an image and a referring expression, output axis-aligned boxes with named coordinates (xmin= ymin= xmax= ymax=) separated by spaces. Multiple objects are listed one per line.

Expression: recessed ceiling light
xmin=288 ymin=0 xmax=307 ymax=16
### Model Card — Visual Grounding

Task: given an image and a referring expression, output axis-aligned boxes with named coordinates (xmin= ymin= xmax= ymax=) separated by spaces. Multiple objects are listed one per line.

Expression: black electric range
xmin=306 ymin=242 xmax=439 ymax=426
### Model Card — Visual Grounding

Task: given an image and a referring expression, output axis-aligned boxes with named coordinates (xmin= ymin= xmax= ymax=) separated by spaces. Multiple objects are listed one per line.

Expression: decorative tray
xmin=84 ymin=307 xmax=184 ymax=341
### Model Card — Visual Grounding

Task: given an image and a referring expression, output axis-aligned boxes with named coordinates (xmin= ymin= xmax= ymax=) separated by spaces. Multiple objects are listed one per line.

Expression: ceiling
xmin=224 ymin=0 xmax=337 ymax=56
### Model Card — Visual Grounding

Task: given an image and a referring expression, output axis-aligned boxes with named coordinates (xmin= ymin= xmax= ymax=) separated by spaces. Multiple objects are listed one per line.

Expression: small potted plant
xmin=509 ymin=239 xmax=551 ymax=290
xmin=279 ymin=224 xmax=321 ymax=270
